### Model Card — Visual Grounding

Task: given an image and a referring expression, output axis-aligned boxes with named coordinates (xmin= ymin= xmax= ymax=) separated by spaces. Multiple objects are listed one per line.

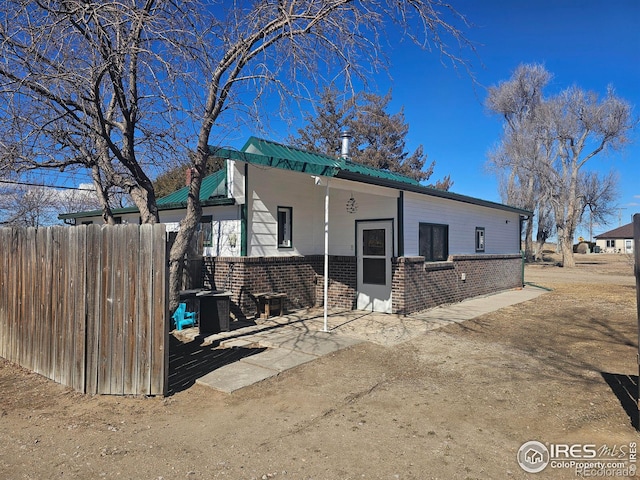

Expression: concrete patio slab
xmin=219 ymin=338 xmax=257 ymax=348
xmin=196 ymin=362 xmax=278 ymax=393
xmin=240 ymin=348 xmax=318 ymax=372
xmin=411 ymin=286 xmax=547 ymax=324
xmin=191 ymin=285 xmax=549 ymax=393
xmin=252 ymin=330 xmax=363 ymax=356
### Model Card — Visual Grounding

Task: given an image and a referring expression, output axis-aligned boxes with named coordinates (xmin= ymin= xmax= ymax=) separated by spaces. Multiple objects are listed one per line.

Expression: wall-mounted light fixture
xmin=346 ymin=194 xmax=358 ymax=214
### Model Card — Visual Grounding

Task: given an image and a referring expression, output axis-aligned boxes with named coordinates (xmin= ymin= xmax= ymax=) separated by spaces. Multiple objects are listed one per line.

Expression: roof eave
xmin=336 ymin=170 xmax=532 ymax=217
xmin=58 ymin=197 xmax=235 ymax=221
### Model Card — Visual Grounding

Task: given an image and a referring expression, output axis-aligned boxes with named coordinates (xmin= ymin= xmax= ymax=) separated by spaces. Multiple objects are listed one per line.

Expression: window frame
xmin=277 ymin=206 xmax=293 ymax=249
xmin=475 ymin=227 xmax=485 ymax=253
xmin=200 ymin=215 xmax=213 ymax=248
xmin=418 ymin=222 xmax=449 ymax=262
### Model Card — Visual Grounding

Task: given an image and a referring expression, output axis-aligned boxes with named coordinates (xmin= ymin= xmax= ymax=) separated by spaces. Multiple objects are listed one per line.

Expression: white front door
xmin=357 ymin=220 xmax=393 ymax=313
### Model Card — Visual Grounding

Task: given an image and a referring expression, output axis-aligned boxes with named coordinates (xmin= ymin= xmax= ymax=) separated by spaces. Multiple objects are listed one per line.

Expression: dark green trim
xmin=240 ymin=162 xmax=248 ymax=256
xmin=397 ymin=192 xmax=404 ymax=257
xmin=336 ymin=170 xmax=531 ymax=217
xmin=58 ymin=197 xmax=235 ymax=220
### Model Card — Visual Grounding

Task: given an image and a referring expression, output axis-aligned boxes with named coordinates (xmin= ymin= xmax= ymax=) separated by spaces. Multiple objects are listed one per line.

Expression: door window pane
xmin=363 ymin=229 xmax=385 ymax=256
xmin=200 ymin=215 xmax=213 ymax=247
xmin=363 ymin=258 xmax=386 ymax=285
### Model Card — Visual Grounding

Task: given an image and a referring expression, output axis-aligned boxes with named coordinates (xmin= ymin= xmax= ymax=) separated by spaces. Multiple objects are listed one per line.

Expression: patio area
xmin=169 ymin=286 xmax=547 ymax=394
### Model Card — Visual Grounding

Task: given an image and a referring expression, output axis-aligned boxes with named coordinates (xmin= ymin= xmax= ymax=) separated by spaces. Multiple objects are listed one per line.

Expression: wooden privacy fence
xmin=0 ymin=224 xmax=168 ymax=396
xmin=634 ymin=214 xmax=640 ymax=429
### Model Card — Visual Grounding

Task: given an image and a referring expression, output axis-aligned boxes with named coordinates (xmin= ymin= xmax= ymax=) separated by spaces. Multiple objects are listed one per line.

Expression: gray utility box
xmin=196 ymin=290 xmax=232 ymax=334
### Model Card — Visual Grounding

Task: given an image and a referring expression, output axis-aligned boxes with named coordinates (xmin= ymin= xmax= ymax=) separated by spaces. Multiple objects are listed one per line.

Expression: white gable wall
xmin=71 ymin=205 xmax=241 ymax=257
xmin=403 ymin=191 xmax=521 ymax=256
xmin=241 ymin=162 xmax=398 ymax=257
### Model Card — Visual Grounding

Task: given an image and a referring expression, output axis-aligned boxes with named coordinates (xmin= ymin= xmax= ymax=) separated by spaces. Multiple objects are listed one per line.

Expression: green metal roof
xmin=239 ymin=136 xmax=422 ymax=186
xmin=59 ymin=166 xmax=230 ymax=221
xmin=157 ymin=167 xmax=227 ymax=205
xmin=60 ymin=136 xmax=532 ymax=222
xmin=209 ymin=137 xmax=530 ymax=217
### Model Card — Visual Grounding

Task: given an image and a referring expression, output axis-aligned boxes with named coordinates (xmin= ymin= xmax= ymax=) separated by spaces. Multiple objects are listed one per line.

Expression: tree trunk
xmin=167 ymin=153 xmax=206 ymax=313
xmin=168 ymin=199 xmax=201 ymax=313
xmin=534 ymin=226 xmax=548 ymax=262
xmin=523 ymin=217 xmax=534 ymax=262
xmin=130 ymin=184 xmax=159 ymax=224
xmin=559 ymin=233 xmax=576 ymax=267
xmin=90 ymin=166 xmax=116 ymax=225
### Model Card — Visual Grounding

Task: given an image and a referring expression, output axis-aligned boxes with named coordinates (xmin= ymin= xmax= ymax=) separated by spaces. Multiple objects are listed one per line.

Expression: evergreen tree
xmin=291 ymin=87 xmax=452 ymax=189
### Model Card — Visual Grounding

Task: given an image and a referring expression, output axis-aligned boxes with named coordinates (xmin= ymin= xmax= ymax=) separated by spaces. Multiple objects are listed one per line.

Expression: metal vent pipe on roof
xmin=340 ymin=127 xmax=352 ymax=160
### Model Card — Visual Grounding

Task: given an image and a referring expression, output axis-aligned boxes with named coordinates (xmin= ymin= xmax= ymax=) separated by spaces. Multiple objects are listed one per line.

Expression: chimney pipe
xmin=340 ymin=127 xmax=352 ymax=160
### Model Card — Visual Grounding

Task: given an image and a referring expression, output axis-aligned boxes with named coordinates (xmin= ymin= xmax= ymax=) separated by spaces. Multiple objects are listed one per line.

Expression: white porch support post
xmin=323 ymin=179 xmax=330 ymax=332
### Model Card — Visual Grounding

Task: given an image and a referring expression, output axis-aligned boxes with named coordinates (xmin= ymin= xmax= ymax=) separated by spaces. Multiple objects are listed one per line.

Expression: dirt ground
xmin=1 ymin=253 xmax=639 ymax=479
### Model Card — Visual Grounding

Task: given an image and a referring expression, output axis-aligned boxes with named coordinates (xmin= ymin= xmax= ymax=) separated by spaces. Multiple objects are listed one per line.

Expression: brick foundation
xmin=201 ymin=255 xmax=356 ymax=320
xmin=392 ymin=254 xmax=523 ymax=315
xmin=202 ymin=253 xmax=523 ymax=319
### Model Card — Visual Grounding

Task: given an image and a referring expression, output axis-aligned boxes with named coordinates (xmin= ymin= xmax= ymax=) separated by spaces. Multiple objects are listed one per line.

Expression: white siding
xmin=72 ymin=205 xmax=241 ymax=257
xmin=595 ymin=238 xmax=632 ymax=254
xmin=403 ymin=192 xmax=521 ymax=255
xmin=243 ymin=163 xmax=398 ymax=257
xmin=201 ymin=206 xmax=241 ymax=257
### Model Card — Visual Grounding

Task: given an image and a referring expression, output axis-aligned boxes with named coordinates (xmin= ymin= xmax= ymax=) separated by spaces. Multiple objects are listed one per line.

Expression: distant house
xmin=594 ymin=222 xmax=635 ymax=254
xmin=60 ymin=137 xmax=531 ymax=317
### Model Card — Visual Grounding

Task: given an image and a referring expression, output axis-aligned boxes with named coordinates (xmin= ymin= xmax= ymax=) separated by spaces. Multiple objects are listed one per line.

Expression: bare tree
xmin=543 ymin=86 xmax=633 ymax=267
xmin=487 ymin=64 xmax=634 ymax=267
xmin=579 ymin=170 xmax=619 ymax=242
xmin=167 ymin=0 xmax=474 ymax=309
xmin=1 ymin=0 xmax=475 ymax=310
xmin=0 ymin=1 xmax=188 ymax=223
xmin=486 ymin=64 xmax=551 ymax=261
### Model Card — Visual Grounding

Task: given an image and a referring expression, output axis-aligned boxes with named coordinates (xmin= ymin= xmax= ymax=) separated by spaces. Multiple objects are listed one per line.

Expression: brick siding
xmin=201 ymin=255 xmax=356 ymax=320
xmin=202 ymin=253 xmax=523 ymax=319
xmin=392 ymin=254 xmax=523 ymax=315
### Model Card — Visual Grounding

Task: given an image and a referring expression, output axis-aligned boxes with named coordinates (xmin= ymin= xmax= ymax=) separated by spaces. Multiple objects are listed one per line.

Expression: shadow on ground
xmin=168 ymin=335 xmax=266 ymax=395
xmin=601 ymin=372 xmax=638 ymax=429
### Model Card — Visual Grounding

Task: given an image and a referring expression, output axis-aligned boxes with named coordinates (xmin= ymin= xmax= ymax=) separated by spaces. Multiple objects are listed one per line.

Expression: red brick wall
xmin=202 ymin=255 xmax=356 ymax=319
xmin=392 ymin=254 xmax=523 ymax=315
xmin=203 ymin=253 xmax=523 ymax=319
xmin=313 ymin=256 xmax=357 ymax=311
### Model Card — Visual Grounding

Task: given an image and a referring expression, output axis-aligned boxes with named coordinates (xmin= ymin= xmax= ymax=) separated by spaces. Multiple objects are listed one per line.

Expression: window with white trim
xmin=277 ymin=206 xmax=292 ymax=248
xmin=475 ymin=227 xmax=485 ymax=252
xmin=200 ymin=215 xmax=213 ymax=247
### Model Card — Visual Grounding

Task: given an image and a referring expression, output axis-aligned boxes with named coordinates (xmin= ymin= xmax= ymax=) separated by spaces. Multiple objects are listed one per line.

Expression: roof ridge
xmin=245 ymin=135 xmax=339 ymax=161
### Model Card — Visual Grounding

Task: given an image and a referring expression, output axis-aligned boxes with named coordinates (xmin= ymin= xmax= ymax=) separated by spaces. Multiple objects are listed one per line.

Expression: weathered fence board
xmin=634 ymin=213 xmax=640 ymax=428
xmin=0 ymin=224 xmax=168 ymax=396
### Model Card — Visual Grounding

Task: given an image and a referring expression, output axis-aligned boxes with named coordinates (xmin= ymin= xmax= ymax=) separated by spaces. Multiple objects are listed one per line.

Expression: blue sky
xmin=387 ymin=0 xmax=639 ymax=235
xmin=45 ymin=1 xmax=637 ymax=236
xmin=257 ymin=0 xmax=639 ymax=236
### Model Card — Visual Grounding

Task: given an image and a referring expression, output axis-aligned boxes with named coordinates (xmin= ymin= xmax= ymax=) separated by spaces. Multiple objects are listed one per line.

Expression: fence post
xmin=634 ymin=214 xmax=640 ymax=430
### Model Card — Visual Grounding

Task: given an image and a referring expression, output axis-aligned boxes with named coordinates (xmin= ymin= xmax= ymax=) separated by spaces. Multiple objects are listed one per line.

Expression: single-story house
xmin=594 ymin=222 xmax=635 ymax=254
xmin=60 ymin=136 xmax=531 ymax=317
